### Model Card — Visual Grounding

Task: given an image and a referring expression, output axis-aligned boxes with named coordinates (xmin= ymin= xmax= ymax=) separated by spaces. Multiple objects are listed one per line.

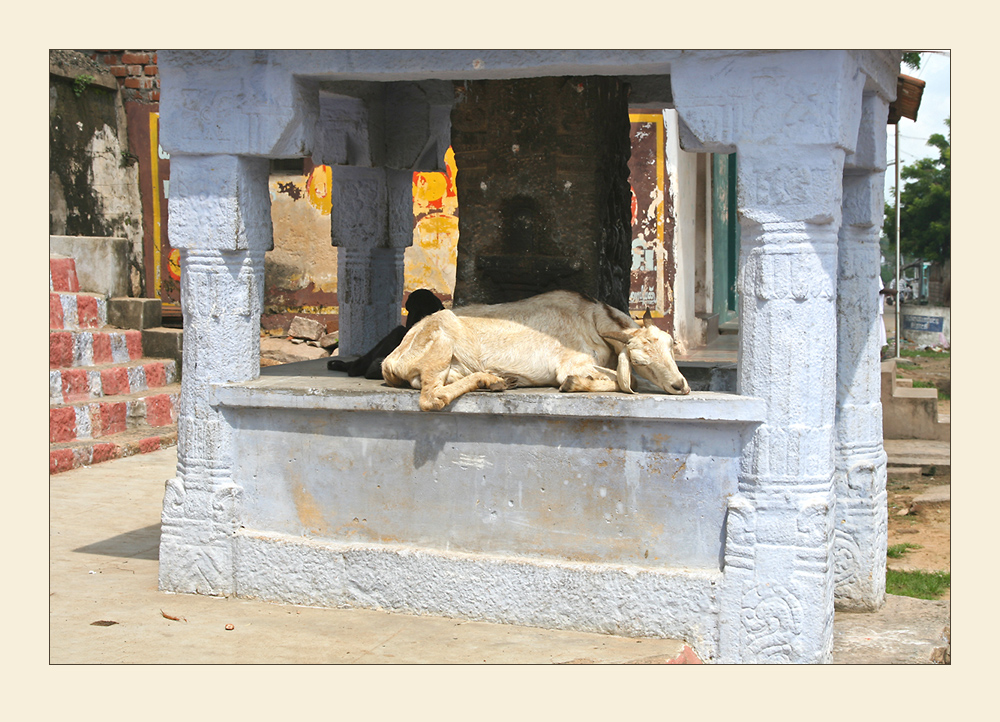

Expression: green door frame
xmin=712 ymin=152 xmax=740 ymax=326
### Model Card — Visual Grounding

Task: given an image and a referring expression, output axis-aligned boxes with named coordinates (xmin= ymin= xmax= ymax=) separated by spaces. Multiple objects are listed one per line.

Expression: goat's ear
xmin=642 ymin=310 xmax=654 ymax=328
xmin=601 ymin=329 xmax=633 ymax=345
xmin=616 ymin=348 xmax=635 ymax=394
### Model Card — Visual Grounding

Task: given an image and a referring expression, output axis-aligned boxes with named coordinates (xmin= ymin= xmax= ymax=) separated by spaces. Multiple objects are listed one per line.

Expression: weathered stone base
xmin=234 ymin=530 xmax=724 ymax=661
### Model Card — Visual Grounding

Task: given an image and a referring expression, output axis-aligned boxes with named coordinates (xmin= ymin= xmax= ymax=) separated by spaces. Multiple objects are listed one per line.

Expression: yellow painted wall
xmin=406 ymin=147 xmax=459 ymax=300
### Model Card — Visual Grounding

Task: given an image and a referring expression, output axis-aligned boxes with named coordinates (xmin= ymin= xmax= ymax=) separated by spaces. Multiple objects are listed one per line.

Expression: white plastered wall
xmin=663 ymin=109 xmax=707 ymax=353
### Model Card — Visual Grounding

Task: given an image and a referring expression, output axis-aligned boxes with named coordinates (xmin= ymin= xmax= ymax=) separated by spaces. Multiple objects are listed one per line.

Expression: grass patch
xmin=887 ymin=542 xmax=923 ymax=558
xmin=895 ymin=362 xmax=920 ymax=371
xmin=886 ymin=569 xmax=950 ymax=600
xmin=901 ymin=348 xmax=950 ymax=359
xmin=911 ymin=380 xmax=949 ymax=400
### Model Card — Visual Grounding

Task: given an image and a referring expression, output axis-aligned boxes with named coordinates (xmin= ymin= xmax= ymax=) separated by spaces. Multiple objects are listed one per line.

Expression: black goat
xmin=327 ymin=289 xmax=444 ymax=379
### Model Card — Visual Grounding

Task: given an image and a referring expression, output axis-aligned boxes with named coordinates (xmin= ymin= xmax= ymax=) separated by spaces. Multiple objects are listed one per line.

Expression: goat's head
xmin=602 ymin=312 xmax=690 ymax=395
xmin=405 ymin=289 xmax=445 ymax=329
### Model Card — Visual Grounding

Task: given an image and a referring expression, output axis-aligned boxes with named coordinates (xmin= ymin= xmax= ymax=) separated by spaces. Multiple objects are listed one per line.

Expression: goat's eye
xmin=630 ymin=349 xmax=650 ymax=365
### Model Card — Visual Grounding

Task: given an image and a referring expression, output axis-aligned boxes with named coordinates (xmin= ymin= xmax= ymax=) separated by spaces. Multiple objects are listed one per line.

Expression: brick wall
xmin=88 ymin=50 xmax=159 ymax=103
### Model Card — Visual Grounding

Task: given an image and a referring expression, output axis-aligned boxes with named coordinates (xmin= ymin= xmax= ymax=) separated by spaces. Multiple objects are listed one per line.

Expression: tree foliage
xmin=883 ymin=119 xmax=950 ymax=263
xmin=902 ymin=52 xmax=922 ymax=70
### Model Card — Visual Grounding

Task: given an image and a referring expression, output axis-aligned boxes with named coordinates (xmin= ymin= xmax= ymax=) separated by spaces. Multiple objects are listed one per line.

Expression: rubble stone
xmin=287 ymin=316 xmax=326 ymax=341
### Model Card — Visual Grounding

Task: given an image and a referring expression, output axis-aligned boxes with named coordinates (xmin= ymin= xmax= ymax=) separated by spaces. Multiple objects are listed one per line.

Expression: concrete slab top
xmin=216 ymin=360 xmax=766 ymax=423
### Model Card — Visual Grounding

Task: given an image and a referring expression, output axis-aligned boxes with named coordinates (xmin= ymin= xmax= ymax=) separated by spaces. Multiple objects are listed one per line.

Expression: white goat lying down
xmin=381 ymin=290 xmax=690 ymax=411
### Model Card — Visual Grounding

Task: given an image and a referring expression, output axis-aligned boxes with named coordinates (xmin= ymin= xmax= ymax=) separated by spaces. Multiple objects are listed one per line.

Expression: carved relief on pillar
xmin=740 ymin=235 xmax=838 ymax=302
xmin=721 ymin=489 xmax=837 ymax=663
xmin=727 ymin=213 xmax=841 ymax=662
xmin=737 ymin=584 xmax=805 ymax=662
xmin=159 ymin=477 xmax=243 ymax=595
xmin=168 ymin=155 xmax=273 ymax=253
xmin=833 ymin=458 xmax=888 ymax=610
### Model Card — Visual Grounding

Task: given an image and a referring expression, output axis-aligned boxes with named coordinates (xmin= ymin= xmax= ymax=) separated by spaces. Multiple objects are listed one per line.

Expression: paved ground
xmin=50 ymin=447 xmax=949 ymax=664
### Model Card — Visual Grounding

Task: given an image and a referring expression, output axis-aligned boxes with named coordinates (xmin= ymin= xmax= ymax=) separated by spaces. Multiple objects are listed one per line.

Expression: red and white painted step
xmin=49 ymin=328 xmax=145 ymax=369
xmin=49 ymin=427 xmax=178 ymax=475
xmin=49 ymin=390 xmax=180 ymax=443
xmin=50 ymin=358 xmax=178 ymax=404
xmin=50 ymin=253 xmax=180 ymax=474
xmin=50 ymin=290 xmax=108 ymax=330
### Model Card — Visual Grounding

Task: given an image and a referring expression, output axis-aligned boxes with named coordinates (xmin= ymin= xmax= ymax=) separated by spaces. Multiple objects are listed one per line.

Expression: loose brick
xmin=150 ymin=90 xmax=160 ymax=102
xmin=125 ymin=330 xmax=143 ymax=359
xmin=145 ymin=394 xmax=175 ymax=427
xmin=49 ymin=257 xmax=79 ymax=292
xmin=61 ymin=369 xmax=90 ymax=402
xmin=127 ymin=64 xmax=142 ymax=76
xmin=50 ymin=407 xmax=77 ymax=443
xmin=110 ymin=66 xmax=128 ymax=77
xmin=50 ymin=449 xmax=77 ymax=475
xmin=144 ymin=65 xmax=158 ymax=76
xmin=50 ymin=293 xmax=65 ymax=329
xmin=101 ymin=53 xmax=120 ymax=65
xmin=99 ymin=402 xmax=127 ymax=436
xmin=91 ymin=443 xmax=120 ymax=464
xmin=138 ymin=436 xmax=161 ymax=453
xmin=77 ymin=295 xmax=100 ymax=328
xmin=50 ymin=332 xmax=74 ymax=369
xmin=145 ymin=362 xmax=166 ymax=388
xmin=121 ymin=52 xmax=150 ymax=65
xmin=100 ymin=367 xmax=129 ymax=396
xmin=123 ymin=77 xmax=140 ymax=89
xmin=92 ymin=333 xmax=113 ymax=364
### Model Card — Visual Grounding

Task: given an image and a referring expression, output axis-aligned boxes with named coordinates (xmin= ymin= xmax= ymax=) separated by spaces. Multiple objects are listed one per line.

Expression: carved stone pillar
xmin=719 ymin=173 xmax=842 ymax=662
xmin=158 ymin=154 xmax=272 ymax=595
xmin=834 ymin=92 xmax=891 ymax=611
xmin=330 ymin=165 xmax=412 ymax=356
xmin=672 ymin=50 xmax=869 ymax=662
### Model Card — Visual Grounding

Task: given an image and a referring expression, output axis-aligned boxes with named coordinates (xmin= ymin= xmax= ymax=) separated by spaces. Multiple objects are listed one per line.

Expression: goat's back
xmin=454 ymin=290 xmax=635 ymax=364
xmin=383 ymin=308 xmax=597 ymax=389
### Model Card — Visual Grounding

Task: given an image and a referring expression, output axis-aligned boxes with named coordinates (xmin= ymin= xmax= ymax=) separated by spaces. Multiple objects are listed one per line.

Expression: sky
xmin=884 ymin=50 xmax=951 ymax=203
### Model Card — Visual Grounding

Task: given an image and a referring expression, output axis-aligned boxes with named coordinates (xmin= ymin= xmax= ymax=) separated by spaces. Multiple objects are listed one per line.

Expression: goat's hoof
xmin=482 ymin=376 xmax=511 ymax=392
xmin=420 ymin=396 xmax=448 ymax=411
xmin=559 ymin=376 xmax=583 ymax=393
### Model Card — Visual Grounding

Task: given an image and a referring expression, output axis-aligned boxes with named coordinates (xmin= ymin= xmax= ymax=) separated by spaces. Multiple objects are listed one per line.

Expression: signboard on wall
xmin=903 ymin=314 xmax=945 ymax=333
xmin=627 ymin=111 xmax=672 ymax=329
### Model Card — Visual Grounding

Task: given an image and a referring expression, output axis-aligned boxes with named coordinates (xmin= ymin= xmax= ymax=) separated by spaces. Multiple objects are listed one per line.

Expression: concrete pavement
xmin=50 ymin=447 xmax=949 ymax=663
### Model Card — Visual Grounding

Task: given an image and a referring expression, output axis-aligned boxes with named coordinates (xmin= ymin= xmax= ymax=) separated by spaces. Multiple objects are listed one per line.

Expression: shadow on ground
xmin=73 ymin=524 xmax=160 ymax=560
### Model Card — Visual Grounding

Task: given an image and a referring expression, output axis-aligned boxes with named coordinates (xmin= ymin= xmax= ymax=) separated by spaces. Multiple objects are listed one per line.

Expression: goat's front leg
xmin=557 ymin=365 xmax=619 ymax=393
xmin=421 ymin=372 xmax=513 ymax=411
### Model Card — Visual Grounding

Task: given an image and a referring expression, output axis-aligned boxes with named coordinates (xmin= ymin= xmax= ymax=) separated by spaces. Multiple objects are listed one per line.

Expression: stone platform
xmin=205 ymin=358 xmax=766 ymax=660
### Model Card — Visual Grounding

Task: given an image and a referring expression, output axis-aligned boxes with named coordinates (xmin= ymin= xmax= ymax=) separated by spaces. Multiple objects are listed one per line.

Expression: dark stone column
xmin=450 ymin=76 xmax=632 ymax=311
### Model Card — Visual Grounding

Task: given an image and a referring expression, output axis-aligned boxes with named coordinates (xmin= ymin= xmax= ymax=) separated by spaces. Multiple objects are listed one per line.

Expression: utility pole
xmin=895 ymin=123 xmax=901 ymax=359
xmin=888 ymin=69 xmax=924 ymax=359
